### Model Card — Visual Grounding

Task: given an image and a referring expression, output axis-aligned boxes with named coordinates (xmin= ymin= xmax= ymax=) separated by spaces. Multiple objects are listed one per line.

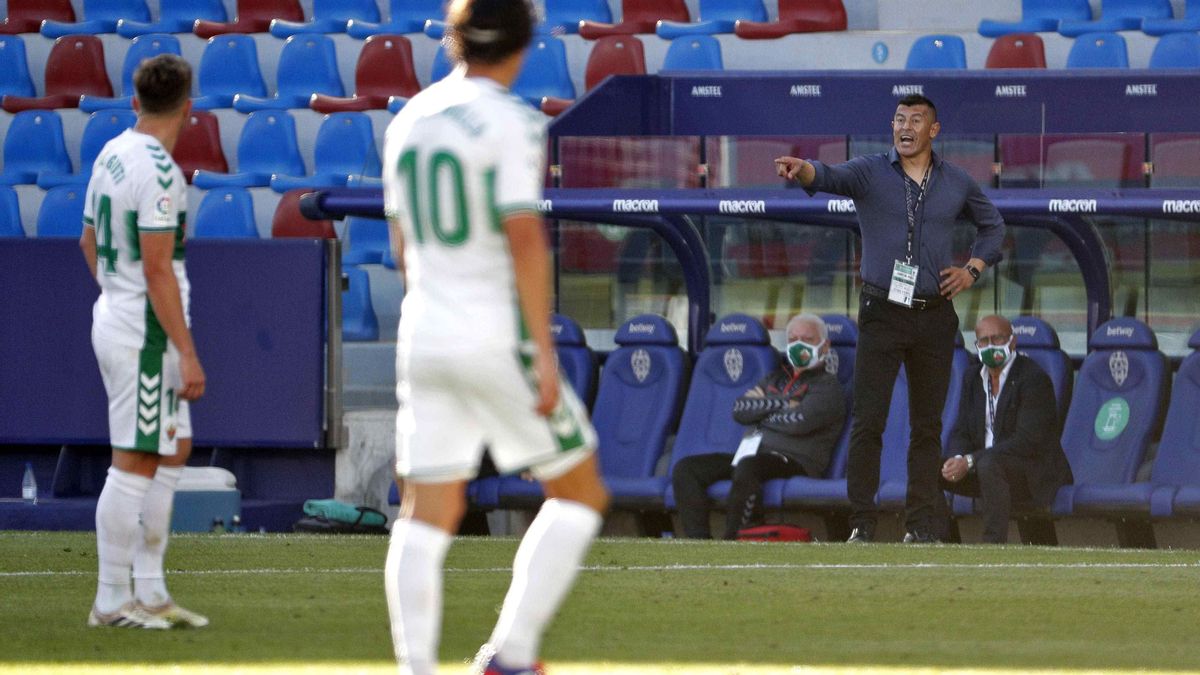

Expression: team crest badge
xmin=166 ymin=424 xmax=177 ymax=441
xmin=825 ymin=349 xmax=839 ymax=376
xmin=631 ymin=349 xmax=651 ymax=383
xmin=724 ymin=348 xmax=743 ymax=382
xmin=1109 ymin=351 xmax=1129 ymax=387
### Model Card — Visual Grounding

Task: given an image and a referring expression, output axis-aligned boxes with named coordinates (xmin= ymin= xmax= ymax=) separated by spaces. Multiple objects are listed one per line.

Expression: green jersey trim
xmin=133 ymin=346 xmax=164 ymax=451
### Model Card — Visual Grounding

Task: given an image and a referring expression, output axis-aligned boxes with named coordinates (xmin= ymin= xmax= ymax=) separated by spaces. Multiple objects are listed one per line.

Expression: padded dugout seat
xmin=656 ymin=0 xmax=767 ymax=38
xmin=116 ymin=0 xmax=226 ymax=36
xmin=233 ymin=35 xmax=344 ymax=112
xmin=311 ymin=35 xmax=420 ymax=113
xmin=542 ymin=35 xmax=646 ymax=116
xmin=579 ymin=0 xmax=689 ymax=38
xmin=552 ymin=313 xmax=599 ymax=408
xmin=38 ymin=108 xmax=136 ymax=189
xmin=0 ymin=0 xmax=74 ymax=35
xmin=270 ymin=112 xmax=382 ymax=192
xmin=194 ymin=0 xmax=304 ymax=38
xmin=1 ymin=35 xmax=113 ymax=112
xmin=1058 ymin=0 xmax=1172 ymax=36
xmin=985 ymin=33 xmax=1047 ymax=68
xmin=0 ymin=110 xmax=72 ymax=186
xmin=79 ymin=33 xmax=180 ymax=112
xmin=1012 ymin=316 xmax=1074 ymax=420
xmin=40 ymin=0 xmax=150 ymax=37
xmin=192 ymin=111 xmax=304 ymax=189
xmin=735 ymin=0 xmax=847 ymax=38
xmin=979 ymin=0 xmax=1092 ymax=37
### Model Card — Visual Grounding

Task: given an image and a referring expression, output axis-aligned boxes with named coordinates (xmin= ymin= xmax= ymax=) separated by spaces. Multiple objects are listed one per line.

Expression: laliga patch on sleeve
xmin=153 ymin=194 xmax=174 ymax=228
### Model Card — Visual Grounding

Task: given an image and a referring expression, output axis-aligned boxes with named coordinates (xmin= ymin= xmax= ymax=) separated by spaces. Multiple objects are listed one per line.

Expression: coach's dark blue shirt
xmin=806 ymin=148 xmax=1005 ymax=296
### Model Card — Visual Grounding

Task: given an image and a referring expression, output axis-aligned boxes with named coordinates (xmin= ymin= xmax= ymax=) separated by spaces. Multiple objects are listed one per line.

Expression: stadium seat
xmin=579 ymin=0 xmax=689 ymax=39
xmin=1148 ymin=32 xmax=1200 ymax=68
xmin=192 ymin=111 xmax=304 ymax=188
xmin=346 ymin=0 xmax=444 ymax=38
xmin=269 ymin=0 xmax=380 ymax=37
xmin=511 ymin=37 xmax=575 ymax=107
xmin=0 ymin=36 xmax=35 ymax=98
xmin=386 ymin=96 xmax=407 ymax=114
xmin=543 ymin=35 xmax=646 ymax=116
xmin=191 ymin=187 xmax=258 ymax=239
xmin=1058 ymin=0 xmax=1172 ymax=37
xmin=1010 ymin=316 xmax=1073 ymax=421
xmin=542 ymin=0 xmax=612 ymax=34
xmin=0 ymin=0 xmax=74 ymax=34
xmin=661 ymin=35 xmax=724 ymax=70
xmin=734 ymin=0 xmax=848 ymax=39
xmin=341 ymin=216 xmax=389 ymax=266
xmin=35 ymin=185 xmax=86 ymax=237
xmin=271 ymin=112 xmax=381 ymax=192
xmin=194 ymin=0 xmax=304 ymax=38
xmin=38 ymin=108 xmax=136 ymax=188
xmin=0 ymin=187 xmax=24 ymax=237
xmin=233 ymin=35 xmax=344 ymax=112
xmin=174 ymin=111 xmax=228 ymax=182
xmin=1 ymin=35 xmax=113 ymax=112
xmin=906 ymin=34 xmax=968 ymax=69
xmin=984 ymin=33 xmax=1047 ymax=68
xmin=1065 ymin=32 xmax=1129 ymax=68
xmin=192 ymin=34 xmax=268 ymax=110
xmin=40 ymin=0 xmax=150 ymax=37
xmin=271 ymin=189 xmax=335 ymax=238
xmin=1054 ymin=318 xmax=1168 ymax=516
xmin=663 ymin=314 xmax=778 ymax=510
xmin=552 ymin=313 xmax=600 ymax=409
xmin=79 ymin=33 xmax=181 ymax=112
xmin=310 ymin=35 xmax=420 ymax=113
xmin=978 ymin=0 xmax=1092 ymax=37
xmin=1044 ymin=138 xmax=1132 ymax=187
xmin=657 ymin=0 xmax=766 ymax=38
xmin=341 ymin=266 xmax=379 ymax=342
xmin=0 ymin=111 xmax=72 ymax=185
xmin=1150 ymin=135 xmax=1200 ymax=187
xmin=430 ymin=44 xmax=454 ymax=84
xmin=116 ymin=0 xmax=226 ymax=37
xmin=1142 ymin=0 xmax=1200 ymax=34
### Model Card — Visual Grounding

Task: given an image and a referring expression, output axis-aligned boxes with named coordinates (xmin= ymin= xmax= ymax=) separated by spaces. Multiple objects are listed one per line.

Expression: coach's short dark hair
xmin=133 ymin=54 xmax=192 ymax=115
xmin=896 ymin=93 xmax=937 ymax=122
xmin=445 ymin=0 xmax=534 ymax=66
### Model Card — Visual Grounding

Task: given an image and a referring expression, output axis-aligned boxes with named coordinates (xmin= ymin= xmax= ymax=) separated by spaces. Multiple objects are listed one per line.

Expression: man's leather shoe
xmin=902 ymin=529 xmax=939 ymax=544
xmin=846 ymin=526 xmax=874 ymax=543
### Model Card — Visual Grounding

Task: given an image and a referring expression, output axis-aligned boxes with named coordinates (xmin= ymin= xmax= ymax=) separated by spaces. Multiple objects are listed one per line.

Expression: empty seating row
xmin=911 ymin=30 xmax=1200 ymax=69
xmin=980 ymin=0 xmax=1200 ymax=37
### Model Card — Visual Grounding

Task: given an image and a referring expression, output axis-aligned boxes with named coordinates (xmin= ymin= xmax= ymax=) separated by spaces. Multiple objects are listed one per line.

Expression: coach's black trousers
xmin=673 ymin=452 xmax=807 ymax=539
xmin=847 ymin=290 xmax=958 ymax=535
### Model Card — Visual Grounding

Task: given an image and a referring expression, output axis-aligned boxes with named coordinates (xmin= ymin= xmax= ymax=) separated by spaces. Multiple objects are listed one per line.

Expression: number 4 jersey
xmin=84 ymin=128 xmax=190 ymax=351
xmin=382 ymin=75 xmax=547 ymax=355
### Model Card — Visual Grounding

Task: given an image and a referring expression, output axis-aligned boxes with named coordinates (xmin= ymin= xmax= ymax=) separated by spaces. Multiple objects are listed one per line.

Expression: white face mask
xmin=786 ymin=338 xmax=825 ymax=370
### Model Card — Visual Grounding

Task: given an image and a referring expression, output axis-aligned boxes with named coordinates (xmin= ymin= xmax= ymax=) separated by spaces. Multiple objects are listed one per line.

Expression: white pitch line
xmin=2 ymin=561 xmax=1199 ymax=578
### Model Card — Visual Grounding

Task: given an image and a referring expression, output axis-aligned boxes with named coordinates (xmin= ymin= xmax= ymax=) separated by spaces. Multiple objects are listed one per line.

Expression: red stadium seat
xmin=985 ymin=33 xmax=1047 ymax=69
xmin=734 ymin=0 xmax=847 ymax=39
xmin=542 ymin=35 xmax=646 ymax=116
xmin=271 ymin=189 xmax=336 ymax=239
xmin=175 ymin=112 xmax=228 ymax=183
xmin=0 ymin=0 xmax=74 ymax=34
xmin=1 ymin=35 xmax=112 ymax=113
xmin=194 ymin=0 xmax=304 ymax=38
xmin=310 ymin=35 xmax=420 ymax=114
xmin=579 ymin=0 xmax=689 ymax=39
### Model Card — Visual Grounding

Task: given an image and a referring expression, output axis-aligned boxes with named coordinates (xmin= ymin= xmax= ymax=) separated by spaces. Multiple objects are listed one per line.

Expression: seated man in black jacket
xmin=672 ymin=314 xmax=846 ymax=539
xmin=940 ymin=314 xmax=1073 ymax=543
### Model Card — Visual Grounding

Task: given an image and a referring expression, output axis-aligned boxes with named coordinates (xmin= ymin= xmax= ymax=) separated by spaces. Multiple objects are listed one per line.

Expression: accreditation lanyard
xmin=902 ymin=163 xmax=932 ymax=265
xmin=985 ymin=374 xmax=998 ymax=448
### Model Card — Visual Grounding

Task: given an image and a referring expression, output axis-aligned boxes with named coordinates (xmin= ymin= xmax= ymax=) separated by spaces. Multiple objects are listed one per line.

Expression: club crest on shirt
xmin=166 ymin=424 xmax=176 ymax=441
xmin=631 ymin=348 xmax=651 ymax=383
xmin=1109 ymin=351 xmax=1129 ymax=387
xmin=724 ymin=348 xmax=743 ymax=382
xmin=153 ymin=194 xmax=173 ymax=227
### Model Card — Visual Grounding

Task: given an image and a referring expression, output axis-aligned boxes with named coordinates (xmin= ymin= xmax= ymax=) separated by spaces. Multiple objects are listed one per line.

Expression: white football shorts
xmin=92 ymin=330 xmax=191 ymax=455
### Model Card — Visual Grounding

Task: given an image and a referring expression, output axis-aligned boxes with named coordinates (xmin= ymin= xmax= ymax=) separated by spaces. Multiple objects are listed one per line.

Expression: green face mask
xmin=786 ymin=338 xmax=824 ymax=370
xmin=980 ymin=341 xmax=1012 ymax=369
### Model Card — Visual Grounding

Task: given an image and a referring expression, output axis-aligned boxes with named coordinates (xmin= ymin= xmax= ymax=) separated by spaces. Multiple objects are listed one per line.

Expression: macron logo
xmin=718 ymin=200 xmax=766 ymax=214
xmin=720 ymin=323 xmax=748 ymax=334
xmin=1048 ymin=199 xmax=1097 ymax=213
xmin=1162 ymin=200 xmax=1200 ymax=214
xmin=551 ymin=325 xmax=563 ymax=335
xmin=892 ymin=84 xmax=924 ymax=96
xmin=536 ymin=199 xmax=553 ymax=213
xmin=790 ymin=84 xmax=821 ymax=97
xmin=995 ymin=85 xmax=1027 ymax=98
xmin=828 ymin=199 xmax=856 ymax=213
xmin=1012 ymin=325 xmax=1037 ymax=336
xmin=627 ymin=323 xmax=656 ymax=334
xmin=612 ymin=199 xmax=659 ymax=213
xmin=1106 ymin=326 xmax=1134 ymax=338
xmin=1126 ymin=84 xmax=1157 ymax=96
xmin=691 ymin=85 xmax=722 ymax=97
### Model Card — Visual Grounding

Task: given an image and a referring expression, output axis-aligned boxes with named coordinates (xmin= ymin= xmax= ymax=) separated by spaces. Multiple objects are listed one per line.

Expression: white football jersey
xmin=84 ymin=128 xmax=190 ymax=351
xmin=383 ymin=75 xmax=547 ymax=355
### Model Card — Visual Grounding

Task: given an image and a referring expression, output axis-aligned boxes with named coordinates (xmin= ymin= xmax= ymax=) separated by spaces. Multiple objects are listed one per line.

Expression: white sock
xmin=385 ymin=519 xmax=452 ymax=675
xmin=134 ymin=465 xmax=182 ymax=607
xmin=94 ymin=467 xmax=152 ymax=614
xmin=490 ymin=499 xmax=602 ymax=668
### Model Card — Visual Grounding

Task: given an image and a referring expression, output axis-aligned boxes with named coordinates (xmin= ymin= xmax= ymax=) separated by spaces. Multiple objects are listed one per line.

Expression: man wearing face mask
xmin=672 ymin=314 xmax=846 ymax=539
xmin=939 ymin=315 xmax=1073 ymax=544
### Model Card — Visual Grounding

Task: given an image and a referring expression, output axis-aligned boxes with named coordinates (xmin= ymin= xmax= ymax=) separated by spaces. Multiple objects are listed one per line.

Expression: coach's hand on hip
xmin=939 ymin=258 xmax=984 ymax=300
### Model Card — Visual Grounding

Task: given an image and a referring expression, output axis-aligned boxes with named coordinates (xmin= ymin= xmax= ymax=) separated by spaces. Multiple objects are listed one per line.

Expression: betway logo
xmin=612 ymin=199 xmax=659 ymax=213
xmin=995 ymin=84 xmax=1026 ymax=97
xmin=718 ymin=200 xmax=766 ymax=214
xmin=1163 ymin=200 xmax=1200 ymax=213
xmin=1048 ymin=199 xmax=1097 ymax=213
xmin=1106 ymin=325 xmax=1134 ymax=338
xmin=892 ymin=84 xmax=924 ymax=96
xmin=551 ymin=324 xmax=563 ymax=335
xmin=1126 ymin=84 xmax=1157 ymax=96
xmin=827 ymin=199 xmax=856 ymax=213
xmin=691 ymin=85 xmax=722 ymax=97
xmin=790 ymin=84 xmax=821 ymax=97
xmin=1012 ymin=325 xmax=1037 ymax=336
xmin=720 ymin=323 xmax=748 ymax=333
xmin=627 ymin=323 xmax=656 ymax=334
xmin=536 ymin=199 xmax=552 ymax=213
xmin=827 ymin=323 xmax=843 ymax=334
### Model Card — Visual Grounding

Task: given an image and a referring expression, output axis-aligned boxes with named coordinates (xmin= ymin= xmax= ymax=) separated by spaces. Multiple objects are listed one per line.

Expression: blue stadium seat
xmin=270 ymin=112 xmax=381 ymax=192
xmin=979 ymin=0 xmax=1092 ymax=37
xmin=906 ymin=34 xmax=968 ymax=69
xmin=80 ymin=33 xmax=181 ymax=112
xmin=41 ymin=0 xmax=151 ymax=37
xmin=269 ymin=0 xmax=380 ymax=37
xmin=511 ymin=37 xmax=575 ymax=107
xmin=430 ymin=44 xmax=454 ymax=85
xmin=0 ymin=187 xmax=24 ymax=237
xmin=346 ymin=0 xmax=444 ymax=38
xmin=0 ymin=36 xmax=36 ymax=99
xmin=193 ymin=111 xmax=305 ymax=189
xmin=1066 ymin=32 xmax=1129 ymax=67
xmin=551 ymin=313 xmax=599 ymax=408
xmin=542 ymin=0 xmax=612 ymax=34
xmin=1142 ymin=0 xmax=1200 ymax=34
xmin=1054 ymin=318 xmax=1167 ymax=516
xmin=664 ymin=314 xmax=778 ymax=510
xmin=0 ymin=111 xmax=72 ymax=186
xmin=116 ymin=0 xmax=227 ymax=37
xmin=1058 ymin=0 xmax=1172 ymax=36
xmin=341 ymin=216 xmax=389 ymax=265
xmin=193 ymin=35 xmax=268 ymax=110
xmin=342 ymin=266 xmax=379 ymax=341
xmin=387 ymin=96 xmax=408 ymax=114
xmin=656 ymin=0 xmax=768 ymax=38
xmin=661 ymin=35 xmax=724 ymax=70
xmin=191 ymin=187 xmax=258 ymax=239
xmin=38 ymin=108 xmax=136 ymax=188
xmin=36 ymin=185 xmax=86 ymax=238
xmin=1148 ymin=32 xmax=1200 ymax=68
xmin=233 ymin=35 xmax=344 ymax=112
xmin=1011 ymin=316 xmax=1074 ymax=421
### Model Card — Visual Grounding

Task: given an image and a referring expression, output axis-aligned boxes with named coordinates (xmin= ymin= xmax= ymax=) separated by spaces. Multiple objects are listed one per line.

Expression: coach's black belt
xmin=862 ymin=283 xmax=948 ymax=311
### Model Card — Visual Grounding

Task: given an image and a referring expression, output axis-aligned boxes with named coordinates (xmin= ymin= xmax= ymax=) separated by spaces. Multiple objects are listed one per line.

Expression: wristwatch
xmin=964 ymin=264 xmax=981 ymax=281
xmin=965 ymin=454 xmax=976 ymax=472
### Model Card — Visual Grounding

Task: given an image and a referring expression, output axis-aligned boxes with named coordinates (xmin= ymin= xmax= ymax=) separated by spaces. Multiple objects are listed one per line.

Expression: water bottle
xmin=230 ymin=514 xmax=244 ymax=534
xmin=21 ymin=463 xmax=38 ymax=504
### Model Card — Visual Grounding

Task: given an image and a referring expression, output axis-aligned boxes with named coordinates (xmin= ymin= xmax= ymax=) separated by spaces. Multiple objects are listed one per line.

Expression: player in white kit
xmin=381 ymin=1 xmax=609 ymax=673
xmin=80 ymin=54 xmax=208 ymax=629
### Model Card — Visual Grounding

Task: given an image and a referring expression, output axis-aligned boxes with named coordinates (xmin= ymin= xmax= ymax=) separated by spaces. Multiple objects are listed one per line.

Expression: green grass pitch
xmin=2 ymin=531 xmax=1199 ymax=674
